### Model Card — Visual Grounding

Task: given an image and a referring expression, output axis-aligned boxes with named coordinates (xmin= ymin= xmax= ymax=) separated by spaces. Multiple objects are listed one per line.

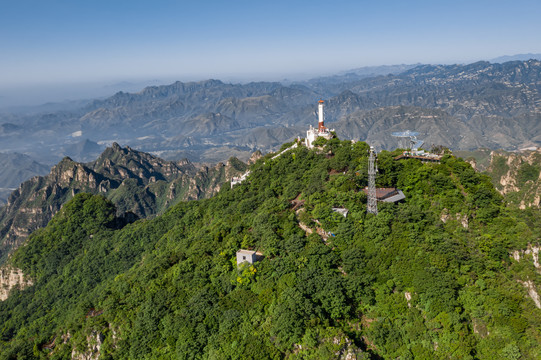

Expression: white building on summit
xmin=306 ymin=100 xmax=334 ymax=148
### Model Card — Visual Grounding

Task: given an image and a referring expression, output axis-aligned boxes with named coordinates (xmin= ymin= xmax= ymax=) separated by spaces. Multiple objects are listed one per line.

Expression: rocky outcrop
xmin=511 ymin=243 xmax=540 ymax=271
xmin=248 ymin=150 xmax=263 ymax=164
xmin=292 ymin=333 xmax=365 ymax=359
xmin=0 ymin=266 xmax=32 ymax=301
xmin=404 ymin=292 xmax=412 ymax=308
xmin=511 ymin=244 xmax=541 ymax=309
xmin=518 ymin=280 xmax=541 ymax=309
xmin=440 ymin=209 xmax=469 ymax=228
xmin=472 ymin=318 xmax=489 ymax=338
xmin=484 ymin=149 xmax=541 ymax=208
xmin=71 ymin=331 xmax=105 ymax=360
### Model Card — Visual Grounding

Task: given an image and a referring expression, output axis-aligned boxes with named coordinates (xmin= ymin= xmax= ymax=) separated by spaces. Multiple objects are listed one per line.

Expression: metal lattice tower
xmin=367 ymin=146 xmax=378 ymax=215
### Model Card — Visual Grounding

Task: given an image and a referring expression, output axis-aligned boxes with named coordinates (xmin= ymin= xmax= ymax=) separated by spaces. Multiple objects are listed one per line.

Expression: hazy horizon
xmin=3 ymin=55 xmax=541 ymax=110
xmin=1 ymin=0 xmax=540 ymax=108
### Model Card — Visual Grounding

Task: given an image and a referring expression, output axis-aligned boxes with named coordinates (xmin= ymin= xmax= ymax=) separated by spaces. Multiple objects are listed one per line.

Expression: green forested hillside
xmin=1 ymin=139 xmax=540 ymax=359
xmin=0 ymin=143 xmax=248 ymax=265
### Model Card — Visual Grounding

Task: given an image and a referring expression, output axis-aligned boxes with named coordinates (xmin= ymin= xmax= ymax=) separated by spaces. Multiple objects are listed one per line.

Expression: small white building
xmin=236 ymin=249 xmax=262 ymax=266
xmin=306 ymin=125 xmax=333 ymax=148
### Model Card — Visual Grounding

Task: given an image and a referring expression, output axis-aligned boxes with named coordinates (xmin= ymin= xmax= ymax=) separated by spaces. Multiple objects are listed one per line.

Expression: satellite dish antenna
xmin=391 ymin=130 xmax=423 ymax=151
xmin=391 ymin=130 xmax=419 ymax=138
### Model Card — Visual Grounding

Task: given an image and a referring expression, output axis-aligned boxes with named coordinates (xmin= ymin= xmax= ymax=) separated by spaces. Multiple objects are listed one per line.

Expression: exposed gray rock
xmin=0 ymin=266 xmax=32 ymax=301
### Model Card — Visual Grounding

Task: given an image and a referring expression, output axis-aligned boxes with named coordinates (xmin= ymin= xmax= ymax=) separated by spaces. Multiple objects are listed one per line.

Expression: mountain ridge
xmin=0 ymin=60 xmax=539 ymax=167
xmin=490 ymin=53 xmax=541 ymax=63
xmin=0 ymin=143 xmax=248 ymax=264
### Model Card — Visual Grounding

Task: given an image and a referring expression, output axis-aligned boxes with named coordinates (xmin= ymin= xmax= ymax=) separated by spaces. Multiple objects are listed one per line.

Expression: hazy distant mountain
xmin=0 ymin=98 xmax=92 ymax=115
xmin=0 ymin=60 xmax=540 ymax=164
xmin=330 ymin=106 xmax=480 ymax=150
xmin=338 ymin=63 xmax=422 ymax=76
xmin=61 ymin=138 xmax=104 ymax=162
xmin=300 ymin=64 xmax=420 ymax=91
xmin=490 ymin=53 xmax=541 ymax=63
xmin=0 ymin=153 xmax=50 ymax=204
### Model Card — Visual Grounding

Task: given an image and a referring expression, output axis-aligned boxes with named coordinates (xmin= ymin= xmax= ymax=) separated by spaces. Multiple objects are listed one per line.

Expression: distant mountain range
xmin=0 ymin=59 xmax=539 ymax=167
xmin=490 ymin=53 xmax=541 ymax=63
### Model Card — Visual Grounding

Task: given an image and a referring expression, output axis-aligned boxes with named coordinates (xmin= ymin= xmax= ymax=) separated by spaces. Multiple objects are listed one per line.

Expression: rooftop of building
xmin=362 ymin=187 xmax=406 ymax=202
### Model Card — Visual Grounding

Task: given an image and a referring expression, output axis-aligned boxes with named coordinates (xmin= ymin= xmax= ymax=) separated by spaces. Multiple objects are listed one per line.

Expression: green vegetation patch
xmin=517 ymin=162 xmax=540 ymax=187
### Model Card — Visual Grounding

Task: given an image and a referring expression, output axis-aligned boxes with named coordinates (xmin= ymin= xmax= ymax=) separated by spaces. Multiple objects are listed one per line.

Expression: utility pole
xmin=367 ymin=146 xmax=378 ymax=215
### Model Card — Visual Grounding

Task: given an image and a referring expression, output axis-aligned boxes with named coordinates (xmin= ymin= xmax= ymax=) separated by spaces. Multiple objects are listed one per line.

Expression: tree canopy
xmin=1 ymin=139 xmax=540 ymax=359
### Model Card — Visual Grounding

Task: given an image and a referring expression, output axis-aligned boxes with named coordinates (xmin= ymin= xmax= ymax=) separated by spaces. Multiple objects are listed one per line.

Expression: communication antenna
xmin=391 ymin=130 xmax=423 ymax=151
xmin=367 ymin=146 xmax=378 ymax=215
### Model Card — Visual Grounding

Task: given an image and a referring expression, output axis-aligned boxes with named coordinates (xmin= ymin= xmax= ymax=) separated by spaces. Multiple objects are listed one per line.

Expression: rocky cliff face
xmin=457 ymin=148 xmax=541 ymax=208
xmin=485 ymin=148 xmax=541 ymax=208
xmin=71 ymin=331 xmax=105 ymax=360
xmin=511 ymin=243 xmax=541 ymax=309
xmin=0 ymin=144 xmax=248 ymax=264
xmin=0 ymin=266 xmax=32 ymax=301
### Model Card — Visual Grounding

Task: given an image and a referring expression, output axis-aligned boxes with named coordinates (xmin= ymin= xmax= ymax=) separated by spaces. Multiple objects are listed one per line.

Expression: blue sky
xmin=0 ymin=0 xmax=540 ymax=102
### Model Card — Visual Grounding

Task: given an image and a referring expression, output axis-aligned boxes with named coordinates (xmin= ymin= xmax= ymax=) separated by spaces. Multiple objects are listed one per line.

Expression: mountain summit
xmin=0 ymin=138 xmax=540 ymax=358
